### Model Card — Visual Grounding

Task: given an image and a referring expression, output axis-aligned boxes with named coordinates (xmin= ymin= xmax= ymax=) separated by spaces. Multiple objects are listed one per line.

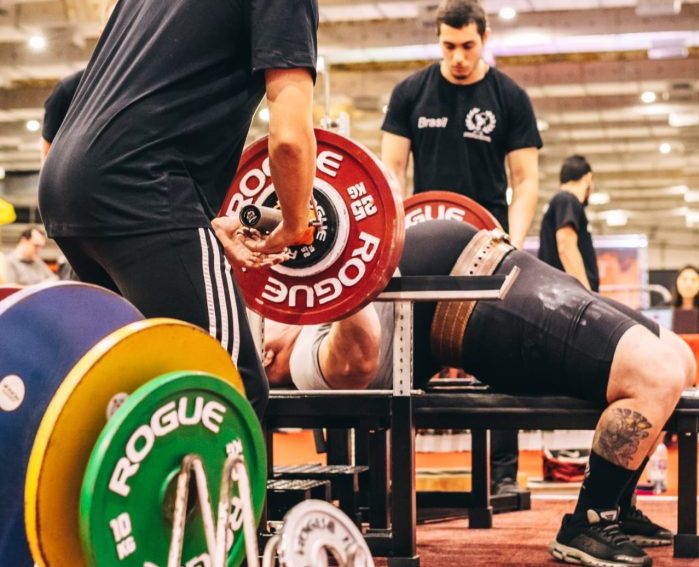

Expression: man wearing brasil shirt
xmin=381 ymin=0 xmax=541 ymax=507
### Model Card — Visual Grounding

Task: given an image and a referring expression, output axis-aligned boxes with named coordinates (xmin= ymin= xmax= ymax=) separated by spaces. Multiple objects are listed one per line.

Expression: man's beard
xmin=451 ymin=66 xmax=471 ymax=81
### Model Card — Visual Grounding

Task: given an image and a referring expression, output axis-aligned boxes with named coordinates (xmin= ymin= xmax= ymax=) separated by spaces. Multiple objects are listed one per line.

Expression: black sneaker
xmin=549 ymin=509 xmax=652 ymax=566
xmin=620 ymin=506 xmax=672 ymax=547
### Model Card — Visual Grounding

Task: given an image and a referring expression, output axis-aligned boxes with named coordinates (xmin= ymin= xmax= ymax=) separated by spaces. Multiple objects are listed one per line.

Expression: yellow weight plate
xmin=26 ymin=318 xmax=245 ymax=567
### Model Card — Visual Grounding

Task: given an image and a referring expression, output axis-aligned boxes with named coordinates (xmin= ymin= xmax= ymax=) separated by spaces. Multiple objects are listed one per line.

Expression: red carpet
xmin=374 ymin=497 xmax=699 ymax=566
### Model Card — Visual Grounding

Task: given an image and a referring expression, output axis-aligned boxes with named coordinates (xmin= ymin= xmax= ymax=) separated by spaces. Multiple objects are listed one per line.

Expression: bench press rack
xmin=262 ymin=269 xmax=699 ymax=566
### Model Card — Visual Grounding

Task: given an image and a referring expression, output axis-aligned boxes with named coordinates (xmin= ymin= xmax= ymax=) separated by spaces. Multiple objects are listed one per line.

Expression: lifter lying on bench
xmin=262 ymin=219 xmax=696 ymax=567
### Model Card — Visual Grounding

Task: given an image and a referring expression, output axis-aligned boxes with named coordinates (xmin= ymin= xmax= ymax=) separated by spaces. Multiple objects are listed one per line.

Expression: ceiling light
xmin=640 ymin=91 xmax=657 ymax=104
xmin=659 ymin=142 xmax=672 ymax=154
xmin=636 ymin=0 xmax=682 ymax=17
xmin=684 ymin=191 xmax=699 ymax=203
xmin=606 ymin=210 xmax=628 ymax=227
xmin=28 ymin=35 xmax=47 ymax=51
xmin=536 ymin=119 xmax=549 ymax=132
xmin=506 ymin=187 xmax=513 ymax=205
xmin=499 ymin=7 xmax=517 ymax=20
xmin=686 ymin=211 xmax=699 ymax=228
xmin=257 ymin=107 xmax=270 ymax=123
xmin=26 ymin=119 xmax=40 ymax=132
xmin=647 ymin=37 xmax=688 ymax=60
xmin=382 ymin=104 xmax=388 ymax=114
xmin=316 ymin=55 xmax=326 ymax=74
xmin=588 ymin=192 xmax=610 ymax=206
xmin=0 ymin=167 xmax=5 ymax=180
xmin=669 ymin=112 xmax=699 ymax=128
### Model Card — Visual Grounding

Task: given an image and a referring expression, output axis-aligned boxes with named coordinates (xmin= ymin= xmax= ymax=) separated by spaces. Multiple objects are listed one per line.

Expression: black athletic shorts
xmin=401 ymin=221 xmax=659 ymax=405
xmin=55 ymin=228 xmax=268 ymax=417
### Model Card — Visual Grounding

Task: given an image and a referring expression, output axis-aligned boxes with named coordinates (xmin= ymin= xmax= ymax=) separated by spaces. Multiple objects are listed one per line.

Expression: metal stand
xmin=675 ymin=427 xmax=699 ymax=558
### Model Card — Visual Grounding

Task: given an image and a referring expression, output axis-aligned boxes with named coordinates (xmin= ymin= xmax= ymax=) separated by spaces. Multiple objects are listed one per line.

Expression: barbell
xmin=220 ymin=128 xmax=500 ymax=326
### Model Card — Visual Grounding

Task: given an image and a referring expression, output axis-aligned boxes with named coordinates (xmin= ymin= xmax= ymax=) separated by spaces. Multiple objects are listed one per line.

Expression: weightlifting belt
xmin=430 ymin=229 xmax=515 ymax=368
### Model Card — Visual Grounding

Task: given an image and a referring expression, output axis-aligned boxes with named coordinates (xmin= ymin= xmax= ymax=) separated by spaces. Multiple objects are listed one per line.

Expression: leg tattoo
xmin=594 ymin=408 xmax=653 ymax=468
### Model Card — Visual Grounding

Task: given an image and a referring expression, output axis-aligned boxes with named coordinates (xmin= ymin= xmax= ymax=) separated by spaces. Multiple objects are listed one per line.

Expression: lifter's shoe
xmin=549 ymin=509 xmax=652 ymax=566
xmin=619 ymin=506 xmax=672 ymax=547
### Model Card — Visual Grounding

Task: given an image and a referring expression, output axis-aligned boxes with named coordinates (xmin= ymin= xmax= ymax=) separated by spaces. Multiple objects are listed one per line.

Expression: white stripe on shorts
xmin=198 ymin=228 xmax=217 ymax=338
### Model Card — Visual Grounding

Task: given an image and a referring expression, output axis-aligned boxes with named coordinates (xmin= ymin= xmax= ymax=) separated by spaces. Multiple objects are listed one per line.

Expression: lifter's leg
xmin=550 ymin=325 xmax=688 ymax=566
xmin=613 ymin=328 xmax=697 ymax=547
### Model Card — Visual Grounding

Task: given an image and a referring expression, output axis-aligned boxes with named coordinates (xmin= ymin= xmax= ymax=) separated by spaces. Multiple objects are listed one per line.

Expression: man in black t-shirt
xmin=539 ymin=155 xmax=599 ymax=292
xmin=381 ymin=0 xmax=542 ymax=497
xmin=38 ymin=0 xmax=320 ymax=417
xmin=381 ymin=0 xmax=541 ymax=249
xmin=41 ymin=0 xmax=117 ymax=162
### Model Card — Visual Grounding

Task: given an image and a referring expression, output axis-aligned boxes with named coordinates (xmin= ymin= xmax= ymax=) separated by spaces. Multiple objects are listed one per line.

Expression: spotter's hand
xmin=212 ymin=216 xmax=290 ymax=269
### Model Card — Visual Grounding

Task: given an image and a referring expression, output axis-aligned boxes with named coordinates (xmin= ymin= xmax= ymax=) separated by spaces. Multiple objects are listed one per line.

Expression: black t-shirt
xmin=538 ymin=191 xmax=599 ymax=292
xmin=381 ymin=64 xmax=542 ymax=230
xmin=39 ymin=0 xmax=318 ymax=237
xmin=42 ymin=70 xmax=84 ymax=143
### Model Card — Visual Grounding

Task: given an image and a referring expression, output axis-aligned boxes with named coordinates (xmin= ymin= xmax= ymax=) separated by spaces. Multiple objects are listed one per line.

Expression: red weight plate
xmin=220 ymin=129 xmax=404 ymax=325
xmin=404 ymin=191 xmax=502 ymax=231
xmin=0 ymin=285 xmax=21 ymax=302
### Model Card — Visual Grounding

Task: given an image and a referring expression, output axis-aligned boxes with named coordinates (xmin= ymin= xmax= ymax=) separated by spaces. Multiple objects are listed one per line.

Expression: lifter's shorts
xmin=402 ymin=221 xmax=659 ymax=405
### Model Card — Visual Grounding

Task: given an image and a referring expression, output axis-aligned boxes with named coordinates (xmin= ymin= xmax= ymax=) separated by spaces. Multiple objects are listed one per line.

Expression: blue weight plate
xmin=0 ymin=282 xmax=143 ymax=567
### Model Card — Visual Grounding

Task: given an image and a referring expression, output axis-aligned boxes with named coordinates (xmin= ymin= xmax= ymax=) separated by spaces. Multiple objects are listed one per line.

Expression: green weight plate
xmin=26 ymin=319 xmax=244 ymax=567
xmin=80 ymin=372 xmax=266 ymax=567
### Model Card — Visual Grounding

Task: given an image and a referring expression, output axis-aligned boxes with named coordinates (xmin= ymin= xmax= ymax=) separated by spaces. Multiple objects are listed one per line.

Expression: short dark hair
xmin=436 ymin=0 xmax=488 ymax=37
xmin=18 ymin=227 xmax=45 ymax=242
xmin=673 ymin=265 xmax=699 ymax=308
xmin=560 ymin=155 xmax=592 ymax=185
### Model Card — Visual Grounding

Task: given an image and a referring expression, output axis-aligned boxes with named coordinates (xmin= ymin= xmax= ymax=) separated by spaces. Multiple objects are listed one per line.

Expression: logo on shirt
xmin=464 ymin=107 xmax=496 ymax=142
xmin=417 ymin=116 xmax=449 ymax=129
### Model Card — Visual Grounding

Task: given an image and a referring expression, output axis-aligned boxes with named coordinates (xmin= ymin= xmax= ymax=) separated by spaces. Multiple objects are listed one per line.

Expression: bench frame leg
xmin=675 ymin=426 xmax=699 ymax=558
xmin=469 ymin=429 xmax=493 ymax=529
xmin=389 ymin=396 xmax=420 ymax=567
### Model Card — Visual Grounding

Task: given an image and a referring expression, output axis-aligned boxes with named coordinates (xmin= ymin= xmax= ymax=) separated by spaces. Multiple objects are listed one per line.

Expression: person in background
xmin=41 ymin=70 xmax=84 ymax=163
xmin=672 ymin=265 xmax=699 ymax=311
xmin=41 ymin=0 xmax=118 ymax=163
xmin=381 ymin=0 xmax=542 ymax=496
xmin=671 ymin=265 xmax=699 ymax=334
xmin=381 ymin=0 xmax=540 ymax=248
xmin=4 ymin=227 xmax=58 ymax=286
xmin=0 ymin=252 xmax=7 ymax=284
xmin=538 ymin=155 xmax=598 ymax=291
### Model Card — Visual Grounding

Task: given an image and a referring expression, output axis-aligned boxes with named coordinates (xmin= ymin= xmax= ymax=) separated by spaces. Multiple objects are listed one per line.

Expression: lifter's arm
xmin=506 ymin=147 xmax=539 ymax=249
xmin=556 ymin=225 xmax=592 ymax=290
xmin=318 ymin=305 xmax=382 ymax=389
xmin=248 ymin=68 xmax=316 ymax=253
xmin=381 ymin=132 xmax=411 ymax=198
